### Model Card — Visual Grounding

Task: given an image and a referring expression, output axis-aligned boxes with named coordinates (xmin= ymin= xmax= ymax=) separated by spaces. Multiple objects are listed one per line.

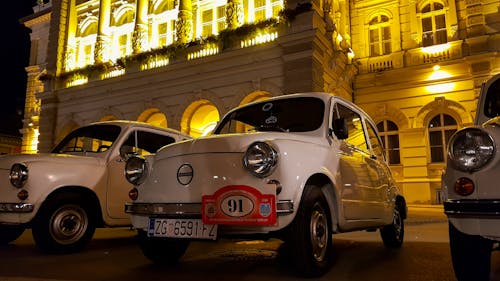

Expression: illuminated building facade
xmin=21 ymin=0 xmax=499 ymax=204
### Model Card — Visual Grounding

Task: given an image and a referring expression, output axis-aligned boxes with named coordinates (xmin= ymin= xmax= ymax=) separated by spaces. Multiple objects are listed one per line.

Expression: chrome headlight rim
xmin=125 ymin=156 xmax=148 ymax=185
xmin=9 ymin=163 xmax=28 ymax=188
xmin=448 ymin=128 xmax=495 ymax=172
xmin=243 ymin=141 xmax=278 ymax=178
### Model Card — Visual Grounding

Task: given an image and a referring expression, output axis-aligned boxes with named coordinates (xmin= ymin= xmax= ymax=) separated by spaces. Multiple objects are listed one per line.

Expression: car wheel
xmin=449 ymin=222 xmax=492 ymax=281
xmin=380 ymin=203 xmax=404 ymax=248
xmin=137 ymin=229 xmax=190 ymax=264
xmin=32 ymin=193 xmax=96 ymax=254
xmin=0 ymin=225 xmax=25 ymax=245
xmin=282 ymin=186 xmax=333 ymax=278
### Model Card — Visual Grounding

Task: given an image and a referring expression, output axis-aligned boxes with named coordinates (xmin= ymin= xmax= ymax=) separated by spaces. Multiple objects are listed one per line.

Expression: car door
xmin=334 ymin=102 xmax=382 ymax=220
xmin=106 ymin=129 xmax=177 ymax=221
xmin=364 ymin=119 xmax=393 ymax=220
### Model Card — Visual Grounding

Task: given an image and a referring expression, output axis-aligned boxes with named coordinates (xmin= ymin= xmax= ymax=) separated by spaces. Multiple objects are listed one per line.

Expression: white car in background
xmin=124 ymin=92 xmax=407 ymax=277
xmin=0 ymin=120 xmax=191 ymax=254
xmin=443 ymin=73 xmax=500 ymax=281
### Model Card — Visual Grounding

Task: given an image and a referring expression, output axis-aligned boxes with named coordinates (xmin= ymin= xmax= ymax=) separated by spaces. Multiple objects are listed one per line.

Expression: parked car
xmin=442 ymin=73 xmax=500 ymax=281
xmin=124 ymin=92 xmax=407 ymax=277
xmin=0 ymin=120 xmax=191 ymax=254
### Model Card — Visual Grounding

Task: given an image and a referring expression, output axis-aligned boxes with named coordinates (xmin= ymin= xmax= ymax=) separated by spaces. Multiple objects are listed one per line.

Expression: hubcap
xmin=310 ymin=203 xmax=328 ymax=262
xmin=50 ymin=205 xmax=88 ymax=245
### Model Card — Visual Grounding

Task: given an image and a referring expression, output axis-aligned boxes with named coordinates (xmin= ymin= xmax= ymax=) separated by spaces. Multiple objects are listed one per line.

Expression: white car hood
xmin=155 ymin=132 xmax=326 ymax=159
xmin=0 ymin=153 xmax=103 ymax=170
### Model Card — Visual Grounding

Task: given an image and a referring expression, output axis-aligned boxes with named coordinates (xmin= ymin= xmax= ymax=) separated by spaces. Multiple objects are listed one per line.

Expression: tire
xmin=32 ymin=193 xmax=96 ymax=254
xmin=0 ymin=225 xmax=25 ymax=245
xmin=138 ymin=229 xmax=190 ymax=264
xmin=449 ymin=222 xmax=492 ymax=281
xmin=380 ymin=203 xmax=404 ymax=248
xmin=282 ymin=186 xmax=333 ymax=278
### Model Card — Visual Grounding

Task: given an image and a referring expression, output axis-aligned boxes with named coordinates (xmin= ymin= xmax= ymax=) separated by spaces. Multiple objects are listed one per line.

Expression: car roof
xmin=83 ymin=120 xmax=192 ymax=138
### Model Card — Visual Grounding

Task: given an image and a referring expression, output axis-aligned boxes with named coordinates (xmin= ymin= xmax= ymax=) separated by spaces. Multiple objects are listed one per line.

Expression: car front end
xmin=125 ymin=132 xmax=333 ymax=239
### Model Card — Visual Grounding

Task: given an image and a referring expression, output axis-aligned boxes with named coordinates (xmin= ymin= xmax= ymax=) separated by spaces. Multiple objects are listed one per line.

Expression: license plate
xmin=148 ymin=218 xmax=217 ymax=240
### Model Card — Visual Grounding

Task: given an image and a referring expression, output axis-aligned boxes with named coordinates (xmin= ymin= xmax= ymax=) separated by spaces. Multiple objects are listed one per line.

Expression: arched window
xmin=369 ymin=15 xmax=391 ymax=56
xmin=421 ymin=2 xmax=447 ymax=47
xmin=428 ymin=113 xmax=457 ymax=162
xmin=377 ymin=120 xmax=400 ymax=165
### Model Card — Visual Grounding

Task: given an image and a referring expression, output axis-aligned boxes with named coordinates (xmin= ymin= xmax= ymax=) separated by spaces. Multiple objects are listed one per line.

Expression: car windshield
xmin=52 ymin=124 xmax=122 ymax=154
xmin=214 ymin=97 xmax=325 ymax=134
xmin=484 ymin=78 xmax=500 ymax=118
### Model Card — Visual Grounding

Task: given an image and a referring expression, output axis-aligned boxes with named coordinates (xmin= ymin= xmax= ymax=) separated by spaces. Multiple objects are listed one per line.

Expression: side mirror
xmin=332 ymin=118 xmax=348 ymax=140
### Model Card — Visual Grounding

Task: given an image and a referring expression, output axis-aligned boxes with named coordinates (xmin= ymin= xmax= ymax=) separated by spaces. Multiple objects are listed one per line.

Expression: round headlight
xmin=9 ymin=163 xmax=28 ymax=188
xmin=448 ymin=128 xmax=495 ymax=172
xmin=243 ymin=141 xmax=278 ymax=177
xmin=125 ymin=156 xmax=148 ymax=185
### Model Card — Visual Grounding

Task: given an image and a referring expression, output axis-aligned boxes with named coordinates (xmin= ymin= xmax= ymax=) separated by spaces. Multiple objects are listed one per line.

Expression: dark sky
xmin=0 ymin=0 xmax=38 ymax=136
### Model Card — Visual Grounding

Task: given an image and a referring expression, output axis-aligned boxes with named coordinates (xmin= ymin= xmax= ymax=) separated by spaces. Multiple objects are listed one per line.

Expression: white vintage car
xmin=0 ymin=120 xmax=191 ymax=254
xmin=442 ymin=73 xmax=500 ymax=281
xmin=124 ymin=92 xmax=407 ymax=277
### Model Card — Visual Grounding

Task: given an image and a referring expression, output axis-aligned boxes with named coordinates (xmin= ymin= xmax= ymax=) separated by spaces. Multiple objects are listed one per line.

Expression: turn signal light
xmin=128 ymin=188 xmax=139 ymax=200
xmin=17 ymin=189 xmax=29 ymax=200
xmin=454 ymin=177 xmax=474 ymax=196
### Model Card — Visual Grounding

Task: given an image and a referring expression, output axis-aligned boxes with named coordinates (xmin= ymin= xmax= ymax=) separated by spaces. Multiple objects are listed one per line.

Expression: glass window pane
xmin=422 ymin=17 xmax=432 ymax=32
xmin=388 ymin=134 xmax=400 ymax=149
xmin=386 ymin=120 xmax=398 ymax=131
xmin=429 ymin=131 xmax=443 ymax=146
xmin=370 ymin=29 xmax=380 ymax=42
xmin=389 ymin=149 xmax=400 ymax=164
xmin=431 ymin=147 xmax=444 ymax=162
xmin=422 ymin=4 xmax=431 ymax=13
xmin=443 ymin=114 xmax=456 ymax=126
xmin=429 ymin=115 xmax=441 ymax=128
xmin=435 ymin=14 xmax=446 ymax=29
xmin=377 ymin=122 xmax=384 ymax=132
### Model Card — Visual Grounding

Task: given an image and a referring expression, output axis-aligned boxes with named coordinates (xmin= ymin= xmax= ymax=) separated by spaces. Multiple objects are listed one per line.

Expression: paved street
xmin=1 ymin=206 xmax=499 ymax=281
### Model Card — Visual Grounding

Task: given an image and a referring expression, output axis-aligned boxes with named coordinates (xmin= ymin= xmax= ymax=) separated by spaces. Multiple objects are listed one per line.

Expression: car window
xmin=483 ymin=78 xmax=500 ymax=118
xmin=120 ymin=130 xmax=176 ymax=156
xmin=366 ymin=121 xmax=386 ymax=161
xmin=335 ymin=103 xmax=368 ymax=151
xmin=214 ymin=97 xmax=325 ymax=134
xmin=52 ymin=124 xmax=121 ymax=153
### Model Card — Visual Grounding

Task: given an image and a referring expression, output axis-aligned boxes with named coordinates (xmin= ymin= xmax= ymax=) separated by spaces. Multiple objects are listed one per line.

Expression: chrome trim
xmin=0 ymin=203 xmax=34 ymax=213
xmin=125 ymin=200 xmax=294 ymax=216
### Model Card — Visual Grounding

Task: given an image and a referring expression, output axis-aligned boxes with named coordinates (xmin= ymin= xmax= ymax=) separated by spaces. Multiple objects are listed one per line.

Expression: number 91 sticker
xmin=202 ymin=185 xmax=277 ymax=225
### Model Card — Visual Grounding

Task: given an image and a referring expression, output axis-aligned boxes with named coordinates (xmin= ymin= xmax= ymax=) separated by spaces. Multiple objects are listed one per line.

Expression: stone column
xmin=95 ymin=0 xmax=111 ymax=63
xmin=63 ymin=0 xmax=77 ymax=71
xmin=176 ymin=0 xmax=193 ymax=44
xmin=133 ymin=0 xmax=149 ymax=54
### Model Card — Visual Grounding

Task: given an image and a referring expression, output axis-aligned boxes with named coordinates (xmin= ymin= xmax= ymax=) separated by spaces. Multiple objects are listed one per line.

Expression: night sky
xmin=1 ymin=0 xmax=38 ymax=136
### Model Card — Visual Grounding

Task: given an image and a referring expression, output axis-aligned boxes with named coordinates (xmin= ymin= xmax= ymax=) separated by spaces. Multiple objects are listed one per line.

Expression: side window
xmin=366 ymin=122 xmax=385 ymax=161
xmin=428 ymin=113 xmax=457 ymax=162
xmin=120 ymin=130 xmax=175 ymax=157
xmin=336 ymin=103 xmax=368 ymax=150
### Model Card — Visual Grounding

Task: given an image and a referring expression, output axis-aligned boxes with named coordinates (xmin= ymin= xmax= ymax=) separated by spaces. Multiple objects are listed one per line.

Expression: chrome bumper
xmin=0 ymin=203 xmax=34 ymax=213
xmin=444 ymin=199 xmax=500 ymax=217
xmin=125 ymin=200 xmax=294 ymax=216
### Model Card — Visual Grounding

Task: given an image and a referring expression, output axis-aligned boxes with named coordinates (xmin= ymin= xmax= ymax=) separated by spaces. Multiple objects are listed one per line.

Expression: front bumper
xmin=125 ymin=200 xmax=294 ymax=216
xmin=0 ymin=203 xmax=34 ymax=213
xmin=444 ymin=199 xmax=500 ymax=217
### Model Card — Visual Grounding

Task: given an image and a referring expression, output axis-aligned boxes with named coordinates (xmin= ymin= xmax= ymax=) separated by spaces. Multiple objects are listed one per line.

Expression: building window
xmin=201 ymin=5 xmax=226 ymax=37
xmin=369 ymin=15 xmax=391 ymax=56
xmin=377 ymin=120 xmax=400 ymax=165
xmin=252 ymin=0 xmax=283 ymax=22
xmin=158 ymin=20 xmax=176 ymax=47
xmin=421 ymin=2 xmax=447 ymax=47
xmin=428 ymin=113 xmax=457 ymax=163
